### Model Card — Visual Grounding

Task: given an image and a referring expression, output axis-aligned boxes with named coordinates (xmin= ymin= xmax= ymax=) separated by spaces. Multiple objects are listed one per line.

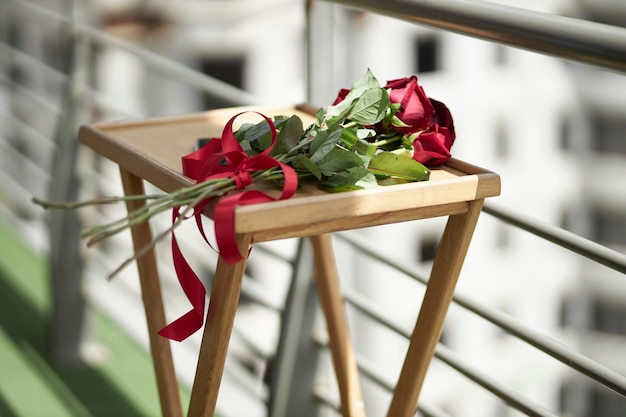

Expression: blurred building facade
xmin=2 ymin=0 xmax=624 ymax=416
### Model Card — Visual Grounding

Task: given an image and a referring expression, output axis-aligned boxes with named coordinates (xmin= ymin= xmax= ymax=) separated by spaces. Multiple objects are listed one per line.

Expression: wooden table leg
xmin=119 ymin=168 xmax=183 ymax=417
xmin=310 ymin=234 xmax=366 ymax=417
xmin=187 ymin=233 xmax=253 ymax=417
xmin=386 ymin=199 xmax=485 ymax=417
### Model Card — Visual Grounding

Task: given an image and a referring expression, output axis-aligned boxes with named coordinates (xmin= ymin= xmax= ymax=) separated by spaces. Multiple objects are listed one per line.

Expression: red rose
xmin=332 ymin=88 xmax=350 ymax=105
xmin=385 ymin=76 xmax=434 ymax=132
xmin=430 ymin=98 xmax=455 ymax=140
xmin=412 ymin=124 xmax=454 ymax=167
xmin=331 ymin=75 xmax=456 ymax=167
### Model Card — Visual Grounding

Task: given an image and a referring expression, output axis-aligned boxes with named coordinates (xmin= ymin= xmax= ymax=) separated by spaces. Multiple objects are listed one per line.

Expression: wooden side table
xmin=79 ymin=105 xmax=500 ymax=417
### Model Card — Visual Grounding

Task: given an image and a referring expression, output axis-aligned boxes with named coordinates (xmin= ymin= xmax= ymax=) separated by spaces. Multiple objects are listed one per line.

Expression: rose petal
xmin=385 ymin=76 xmax=434 ymax=132
xmin=412 ymin=125 xmax=452 ymax=167
xmin=430 ymin=98 xmax=456 ymax=143
xmin=332 ymin=88 xmax=350 ymax=105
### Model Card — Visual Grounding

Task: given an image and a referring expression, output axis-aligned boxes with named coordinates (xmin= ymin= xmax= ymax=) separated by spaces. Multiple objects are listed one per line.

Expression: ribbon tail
xmin=161 ymin=111 xmax=300 ymax=340
xmin=158 ymin=208 xmax=207 ymax=342
xmin=194 ymin=200 xmax=218 ymax=251
xmin=213 ymin=191 xmax=276 ymax=265
xmin=157 ymin=309 xmax=204 ymax=342
xmin=213 ymin=194 xmax=248 ymax=265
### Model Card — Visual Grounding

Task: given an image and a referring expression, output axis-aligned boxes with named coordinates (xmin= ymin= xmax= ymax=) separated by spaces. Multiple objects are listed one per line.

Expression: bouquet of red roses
xmin=34 ymin=69 xmax=455 ymax=275
xmin=329 ymin=70 xmax=454 ymax=169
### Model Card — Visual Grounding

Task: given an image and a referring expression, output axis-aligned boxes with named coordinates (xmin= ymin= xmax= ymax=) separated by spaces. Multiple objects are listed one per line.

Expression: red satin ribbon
xmin=158 ymin=112 xmax=298 ymax=341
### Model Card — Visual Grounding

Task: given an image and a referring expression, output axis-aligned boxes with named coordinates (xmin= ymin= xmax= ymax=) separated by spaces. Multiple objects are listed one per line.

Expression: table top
xmin=79 ymin=105 xmax=500 ymax=242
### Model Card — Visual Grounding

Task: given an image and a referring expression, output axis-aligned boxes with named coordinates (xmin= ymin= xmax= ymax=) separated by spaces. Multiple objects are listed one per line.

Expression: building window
xmin=418 ymin=235 xmax=439 ymax=263
xmin=590 ymin=300 xmax=626 ymax=335
xmin=494 ymin=44 xmax=509 ymax=66
xmin=589 ymin=112 xmax=626 ymax=155
xmin=438 ymin=327 xmax=450 ymax=346
xmin=588 ymin=386 xmax=626 ymax=417
xmin=589 ymin=206 xmax=626 ymax=247
xmin=561 ymin=381 xmax=626 ymax=417
xmin=561 ymin=293 xmax=626 ymax=336
xmin=200 ymin=57 xmax=245 ymax=109
xmin=495 ymin=223 xmax=511 ymax=249
xmin=414 ymin=36 xmax=440 ymax=73
xmin=494 ymin=118 xmax=510 ymax=158
xmin=559 ymin=112 xmax=571 ymax=151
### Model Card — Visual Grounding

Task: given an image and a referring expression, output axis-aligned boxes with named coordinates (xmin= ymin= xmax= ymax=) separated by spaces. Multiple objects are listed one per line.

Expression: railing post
xmin=267 ymin=239 xmax=320 ymax=417
xmin=306 ymin=0 xmax=338 ymax=107
xmin=48 ymin=0 xmax=94 ymax=364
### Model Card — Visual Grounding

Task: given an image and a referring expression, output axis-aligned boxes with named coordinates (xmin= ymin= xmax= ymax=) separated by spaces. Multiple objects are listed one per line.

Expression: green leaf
xmin=234 ymin=122 xmax=252 ymax=140
xmin=309 ymin=126 xmax=343 ymax=163
xmin=350 ymin=68 xmax=381 ymax=94
xmin=235 ymin=119 xmax=276 ymax=154
xmin=238 ymin=136 xmax=254 ymax=154
xmin=348 ymin=87 xmax=389 ymax=125
xmin=323 ymin=68 xmax=381 ymax=121
xmin=316 ymin=106 xmax=325 ymax=122
xmin=339 ymin=127 xmax=358 ymax=148
xmin=337 ymin=127 xmax=377 ymax=158
xmin=291 ymin=154 xmax=322 ymax=180
xmin=244 ymin=120 xmax=272 ymax=142
xmin=390 ymin=114 xmax=410 ymax=128
xmin=325 ymin=101 xmax=356 ymax=128
xmin=376 ymin=177 xmax=412 ymax=186
xmin=324 ymin=97 xmax=354 ymax=121
xmin=316 ymin=148 xmax=364 ymax=176
xmin=321 ymin=166 xmax=377 ymax=190
xmin=367 ymin=152 xmax=430 ymax=181
xmin=355 ymin=140 xmax=377 ymax=158
xmin=273 ymin=115 xmax=304 ymax=155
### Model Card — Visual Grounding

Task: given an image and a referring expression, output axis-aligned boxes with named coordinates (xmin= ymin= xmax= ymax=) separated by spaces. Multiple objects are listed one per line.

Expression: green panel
xmin=0 ymin=221 xmax=50 ymax=314
xmin=0 ymin=327 xmax=80 ymax=417
xmin=0 ymin=218 xmax=190 ymax=416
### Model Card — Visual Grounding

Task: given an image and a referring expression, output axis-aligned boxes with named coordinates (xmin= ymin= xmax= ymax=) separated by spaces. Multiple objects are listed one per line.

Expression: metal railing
xmin=324 ymin=0 xmax=626 ymax=73
xmin=1 ymin=0 xmax=625 ymax=416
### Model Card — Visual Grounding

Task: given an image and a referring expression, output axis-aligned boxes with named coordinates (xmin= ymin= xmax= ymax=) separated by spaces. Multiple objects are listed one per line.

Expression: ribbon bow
xmin=158 ymin=112 xmax=298 ymax=341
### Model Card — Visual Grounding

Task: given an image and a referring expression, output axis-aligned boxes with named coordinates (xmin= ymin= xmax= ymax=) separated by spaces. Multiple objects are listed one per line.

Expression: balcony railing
xmin=1 ymin=0 xmax=625 ymax=416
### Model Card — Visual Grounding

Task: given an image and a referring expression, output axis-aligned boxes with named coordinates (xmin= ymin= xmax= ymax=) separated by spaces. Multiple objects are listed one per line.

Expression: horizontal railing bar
xmin=450 ymin=285 xmax=626 ymax=398
xmin=240 ymin=277 xmax=285 ymax=311
xmin=343 ymin=289 xmax=559 ymax=417
xmin=0 ymin=42 xmax=67 ymax=86
xmin=231 ymin=323 xmax=274 ymax=361
xmin=335 ymin=233 xmax=626 ymax=398
xmin=311 ymin=352 xmax=457 ymax=417
xmin=0 ymin=109 xmax=58 ymax=146
xmin=434 ymin=344 xmax=559 ymax=417
xmin=0 ymin=134 xmax=51 ymax=183
xmin=254 ymin=242 xmax=299 ymax=265
xmin=356 ymin=348 xmax=454 ymax=417
xmin=86 ymin=90 xmax=143 ymax=120
xmin=5 ymin=0 xmax=263 ymax=107
xmin=324 ymin=0 xmax=626 ymax=73
xmin=312 ymin=383 xmax=341 ymax=413
xmin=0 ymin=75 xmax=63 ymax=118
xmin=333 ymin=233 xmax=431 ymax=285
xmin=78 ymin=25 xmax=263 ymax=107
xmin=0 ymin=167 xmax=49 ymax=210
xmin=483 ymin=201 xmax=626 ymax=274
xmin=0 ymin=202 xmax=40 ymax=229
xmin=219 ymin=346 xmax=271 ymax=402
xmin=3 ymin=0 xmax=65 ymax=29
